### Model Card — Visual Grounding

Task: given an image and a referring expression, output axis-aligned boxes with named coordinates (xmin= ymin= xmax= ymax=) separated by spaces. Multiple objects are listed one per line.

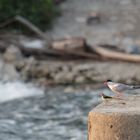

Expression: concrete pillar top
xmin=88 ymin=95 xmax=140 ymax=140
xmin=92 ymin=95 xmax=140 ymax=115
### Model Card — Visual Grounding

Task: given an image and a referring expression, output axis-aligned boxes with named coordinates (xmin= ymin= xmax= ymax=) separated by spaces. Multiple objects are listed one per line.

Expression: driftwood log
xmin=0 ymin=42 xmax=99 ymax=60
xmin=51 ymin=37 xmax=86 ymax=52
xmin=92 ymin=45 xmax=140 ymax=62
xmin=19 ymin=46 xmax=99 ymax=59
xmin=2 ymin=15 xmax=140 ymax=62
xmin=0 ymin=33 xmax=100 ymax=60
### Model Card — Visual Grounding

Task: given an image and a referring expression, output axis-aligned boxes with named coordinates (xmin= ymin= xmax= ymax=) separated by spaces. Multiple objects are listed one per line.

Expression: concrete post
xmin=88 ymin=95 xmax=140 ymax=140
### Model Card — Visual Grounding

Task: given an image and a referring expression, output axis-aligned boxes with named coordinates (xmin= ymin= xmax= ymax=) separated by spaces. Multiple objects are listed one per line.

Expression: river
xmin=0 ymin=81 xmax=111 ymax=140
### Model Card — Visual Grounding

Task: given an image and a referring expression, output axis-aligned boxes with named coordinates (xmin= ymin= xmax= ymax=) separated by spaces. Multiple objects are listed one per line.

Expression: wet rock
xmin=72 ymin=64 xmax=95 ymax=72
xmin=3 ymin=45 xmax=23 ymax=63
xmin=61 ymin=65 xmax=71 ymax=72
xmin=11 ymin=58 xmax=140 ymax=85
xmin=20 ymin=57 xmax=37 ymax=80
xmin=37 ymin=78 xmax=48 ymax=87
xmin=64 ymin=86 xmax=75 ymax=93
xmin=125 ymin=45 xmax=140 ymax=54
xmin=53 ymin=72 xmax=75 ymax=83
xmin=0 ymin=61 xmax=20 ymax=82
xmin=15 ymin=61 xmax=26 ymax=72
xmin=75 ymin=75 xmax=85 ymax=83
xmin=27 ymin=64 xmax=49 ymax=79
xmin=85 ymin=71 xmax=96 ymax=79
xmin=86 ymin=12 xmax=101 ymax=25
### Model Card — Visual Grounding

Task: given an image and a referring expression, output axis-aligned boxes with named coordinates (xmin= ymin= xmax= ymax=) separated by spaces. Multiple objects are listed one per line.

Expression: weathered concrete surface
xmin=88 ymin=95 xmax=140 ymax=140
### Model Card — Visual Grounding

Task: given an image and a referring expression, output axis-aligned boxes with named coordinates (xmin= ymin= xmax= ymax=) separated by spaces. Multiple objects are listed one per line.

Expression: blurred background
xmin=0 ymin=0 xmax=140 ymax=140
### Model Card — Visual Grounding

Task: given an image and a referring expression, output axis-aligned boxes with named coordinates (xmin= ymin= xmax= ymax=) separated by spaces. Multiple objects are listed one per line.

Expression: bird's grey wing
xmin=113 ymin=83 xmax=131 ymax=91
xmin=114 ymin=83 xmax=140 ymax=91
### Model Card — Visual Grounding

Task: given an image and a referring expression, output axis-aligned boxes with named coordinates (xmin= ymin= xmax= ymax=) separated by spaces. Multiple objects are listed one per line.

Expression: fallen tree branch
xmin=15 ymin=15 xmax=47 ymax=39
xmin=51 ymin=37 xmax=86 ymax=51
xmin=18 ymin=46 xmax=101 ymax=60
xmin=0 ymin=34 xmax=101 ymax=60
xmin=92 ymin=45 xmax=140 ymax=62
xmin=0 ymin=15 xmax=52 ymax=46
xmin=0 ymin=41 xmax=100 ymax=60
xmin=0 ymin=18 xmax=15 ymax=28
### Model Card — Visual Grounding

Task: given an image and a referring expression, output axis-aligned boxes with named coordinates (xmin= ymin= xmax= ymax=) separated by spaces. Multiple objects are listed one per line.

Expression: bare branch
xmin=0 ymin=15 xmax=52 ymax=46
xmin=0 ymin=18 xmax=15 ymax=28
xmin=15 ymin=15 xmax=46 ymax=39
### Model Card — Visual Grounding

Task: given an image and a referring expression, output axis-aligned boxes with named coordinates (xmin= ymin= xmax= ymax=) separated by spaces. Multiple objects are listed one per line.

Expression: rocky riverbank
xmin=0 ymin=44 xmax=140 ymax=86
xmin=1 ymin=0 xmax=140 ymax=87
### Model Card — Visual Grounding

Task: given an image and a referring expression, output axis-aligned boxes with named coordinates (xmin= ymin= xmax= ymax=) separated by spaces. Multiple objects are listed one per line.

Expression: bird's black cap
xmin=107 ymin=79 xmax=112 ymax=82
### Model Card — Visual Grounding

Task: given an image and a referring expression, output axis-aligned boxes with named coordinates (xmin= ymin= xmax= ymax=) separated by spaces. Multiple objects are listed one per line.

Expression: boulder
xmin=0 ymin=60 xmax=20 ymax=82
xmin=3 ymin=45 xmax=23 ymax=63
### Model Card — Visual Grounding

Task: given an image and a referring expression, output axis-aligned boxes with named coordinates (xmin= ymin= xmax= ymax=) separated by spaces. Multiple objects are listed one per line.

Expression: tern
xmin=104 ymin=80 xmax=140 ymax=97
xmin=100 ymin=93 xmax=113 ymax=101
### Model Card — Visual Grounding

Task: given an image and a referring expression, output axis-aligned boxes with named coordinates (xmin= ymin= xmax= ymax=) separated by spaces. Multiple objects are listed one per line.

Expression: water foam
xmin=0 ymin=81 xmax=44 ymax=102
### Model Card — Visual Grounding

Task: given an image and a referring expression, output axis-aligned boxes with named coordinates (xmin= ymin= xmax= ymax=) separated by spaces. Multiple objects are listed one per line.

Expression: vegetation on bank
xmin=0 ymin=0 xmax=59 ymax=31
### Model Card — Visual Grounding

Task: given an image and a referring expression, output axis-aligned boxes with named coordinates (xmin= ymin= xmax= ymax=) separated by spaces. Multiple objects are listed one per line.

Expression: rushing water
xmin=0 ymin=82 xmax=112 ymax=140
xmin=0 ymin=81 xmax=43 ymax=102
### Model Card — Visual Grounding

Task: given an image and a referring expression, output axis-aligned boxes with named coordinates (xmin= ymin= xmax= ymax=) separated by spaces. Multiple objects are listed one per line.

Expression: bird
xmin=104 ymin=79 xmax=140 ymax=97
xmin=100 ymin=93 xmax=113 ymax=101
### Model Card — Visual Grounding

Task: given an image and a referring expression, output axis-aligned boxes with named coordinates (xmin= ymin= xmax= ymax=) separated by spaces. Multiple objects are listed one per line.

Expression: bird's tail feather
xmin=131 ymin=85 xmax=140 ymax=89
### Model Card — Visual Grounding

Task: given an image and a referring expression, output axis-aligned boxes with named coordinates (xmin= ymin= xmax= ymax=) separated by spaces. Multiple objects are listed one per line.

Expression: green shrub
xmin=0 ymin=0 xmax=58 ymax=30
